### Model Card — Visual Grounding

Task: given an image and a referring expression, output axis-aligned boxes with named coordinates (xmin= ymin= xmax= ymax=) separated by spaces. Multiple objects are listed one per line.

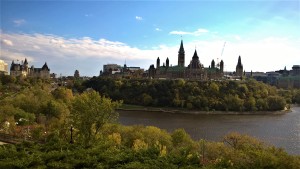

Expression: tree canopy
xmin=83 ymin=77 xmax=291 ymax=111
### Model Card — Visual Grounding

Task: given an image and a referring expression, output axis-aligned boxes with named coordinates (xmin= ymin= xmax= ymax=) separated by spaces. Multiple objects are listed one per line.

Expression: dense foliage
xmin=0 ymin=75 xmax=300 ymax=168
xmin=0 ymin=75 xmax=120 ymax=144
xmin=0 ymin=126 xmax=299 ymax=169
xmin=83 ymin=77 xmax=297 ymax=111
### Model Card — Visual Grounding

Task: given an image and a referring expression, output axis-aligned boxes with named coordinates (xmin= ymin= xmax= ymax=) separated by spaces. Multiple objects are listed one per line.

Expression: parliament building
xmin=148 ymin=40 xmax=225 ymax=80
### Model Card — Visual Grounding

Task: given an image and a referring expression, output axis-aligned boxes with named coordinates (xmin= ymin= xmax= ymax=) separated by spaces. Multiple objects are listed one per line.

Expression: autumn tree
xmin=71 ymin=90 xmax=122 ymax=144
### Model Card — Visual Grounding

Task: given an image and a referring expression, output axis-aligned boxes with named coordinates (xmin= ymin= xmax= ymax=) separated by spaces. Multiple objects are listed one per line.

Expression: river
xmin=119 ymin=106 xmax=300 ymax=155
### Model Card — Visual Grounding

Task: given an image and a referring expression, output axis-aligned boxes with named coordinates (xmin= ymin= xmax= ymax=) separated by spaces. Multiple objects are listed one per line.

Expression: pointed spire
xmin=238 ymin=55 xmax=242 ymax=65
xmin=192 ymin=49 xmax=199 ymax=59
xmin=42 ymin=62 xmax=50 ymax=71
xmin=220 ymin=60 xmax=224 ymax=73
xmin=178 ymin=39 xmax=185 ymax=67
xmin=179 ymin=40 xmax=185 ymax=53
xmin=211 ymin=59 xmax=215 ymax=68
xmin=24 ymin=58 xmax=28 ymax=64
xmin=166 ymin=57 xmax=169 ymax=68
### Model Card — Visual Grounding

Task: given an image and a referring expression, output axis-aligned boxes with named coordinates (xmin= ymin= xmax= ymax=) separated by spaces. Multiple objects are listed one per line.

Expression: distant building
xmin=235 ymin=56 xmax=243 ymax=77
xmin=290 ymin=65 xmax=300 ymax=76
xmin=50 ymin=73 xmax=57 ymax=79
xmin=10 ymin=58 xmax=50 ymax=78
xmin=103 ymin=64 xmax=122 ymax=75
xmin=278 ymin=65 xmax=300 ymax=88
xmin=0 ymin=60 xmax=8 ymax=75
xmin=74 ymin=70 xmax=80 ymax=78
xmin=148 ymin=40 xmax=224 ymax=80
xmin=101 ymin=63 xmax=144 ymax=78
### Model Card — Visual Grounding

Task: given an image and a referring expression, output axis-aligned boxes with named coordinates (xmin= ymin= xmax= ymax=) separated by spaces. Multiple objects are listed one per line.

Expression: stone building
xmin=74 ymin=70 xmax=80 ymax=78
xmin=235 ymin=55 xmax=243 ymax=77
xmin=148 ymin=40 xmax=224 ymax=80
xmin=278 ymin=65 xmax=300 ymax=88
xmin=0 ymin=59 xmax=8 ymax=75
xmin=10 ymin=58 xmax=50 ymax=78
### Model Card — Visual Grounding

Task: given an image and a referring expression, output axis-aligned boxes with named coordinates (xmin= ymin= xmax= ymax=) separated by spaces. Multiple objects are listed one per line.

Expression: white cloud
xmin=234 ymin=35 xmax=241 ymax=41
xmin=84 ymin=14 xmax=93 ymax=17
xmin=155 ymin=28 xmax=162 ymax=31
xmin=1 ymin=32 xmax=299 ymax=76
xmin=170 ymin=28 xmax=209 ymax=36
xmin=135 ymin=16 xmax=143 ymax=21
xmin=1 ymin=39 xmax=13 ymax=46
xmin=169 ymin=31 xmax=190 ymax=35
xmin=13 ymin=19 xmax=26 ymax=26
xmin=33 ymin=45 xmax=40 ymax=49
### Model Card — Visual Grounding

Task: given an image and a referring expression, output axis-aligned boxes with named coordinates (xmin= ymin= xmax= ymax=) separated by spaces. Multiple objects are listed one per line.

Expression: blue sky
xmin=1 ymin=0 xmax=300 ymax=76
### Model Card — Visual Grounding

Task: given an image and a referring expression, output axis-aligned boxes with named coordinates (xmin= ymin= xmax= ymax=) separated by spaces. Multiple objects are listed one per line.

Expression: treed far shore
xmin=117 ymin=104 xmax=299 ymax=115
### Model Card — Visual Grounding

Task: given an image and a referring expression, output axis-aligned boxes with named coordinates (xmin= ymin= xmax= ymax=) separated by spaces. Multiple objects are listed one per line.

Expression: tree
xmin=142 ymin=93 xmax=152 ymax=106
xmin=52 ymin=87 xmax=73 ymax=103
xmin=293 ymin=90 xmax=300 ymax=104
xmin=267 ymin=96 xmax=286 ymax=111
xmin=71 ymin=90 xmax=121 ymax=144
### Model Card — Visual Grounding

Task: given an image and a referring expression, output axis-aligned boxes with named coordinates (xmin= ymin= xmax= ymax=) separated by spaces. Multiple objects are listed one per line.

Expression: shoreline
xmin=117 ymin=106 xmax=293 ymax=115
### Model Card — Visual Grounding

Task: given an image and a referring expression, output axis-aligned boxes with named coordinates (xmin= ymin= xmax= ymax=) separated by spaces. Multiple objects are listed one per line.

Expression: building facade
xmin=10 ymin=58 xmax=50 ymax=78
xmin=235 ymin=55 xmax=243 ymax=77
xmin=278 ymin=65 xmax=300 ymax=88
xmin=148 ymin=40 xmax=224 ymax=80
xmin=0 ymin=60 xmax=8 ymax=75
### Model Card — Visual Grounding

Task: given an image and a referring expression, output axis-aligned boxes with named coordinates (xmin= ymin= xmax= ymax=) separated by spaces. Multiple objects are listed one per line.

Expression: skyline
xmin=1 ymin=1 xmax=300 ymax=76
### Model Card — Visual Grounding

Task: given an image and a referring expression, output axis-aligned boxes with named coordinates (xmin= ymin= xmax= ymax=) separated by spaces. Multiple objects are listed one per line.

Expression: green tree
xmin=71 ymin=90 xmax=121 ymax=144
xmin=293 ymin=90 xmax=300 ymax=104
xmin=267 ymin=96 xmax=286 ymax=111
xmin=244 ymin=96 xmax=256 ymax=111
xmin=142 ymin=93 xmax=152 ymax=106
xmin=52 ymin=87 xmax=73 ymax=104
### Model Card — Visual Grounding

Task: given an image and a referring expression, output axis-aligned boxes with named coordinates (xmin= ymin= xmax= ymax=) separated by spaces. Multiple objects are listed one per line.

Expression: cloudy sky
xmin=1 ymin=1 xmax=299 ymax=76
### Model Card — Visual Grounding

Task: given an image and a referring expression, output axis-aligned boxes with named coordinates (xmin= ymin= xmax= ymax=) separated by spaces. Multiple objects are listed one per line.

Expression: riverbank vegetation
xmin=0 ymin=75 xmax=300 ymax=168
xmin=83 ymin=77 xmax=300 ymax=111
xmin=1 ymin=126 xmax=299 ymax=169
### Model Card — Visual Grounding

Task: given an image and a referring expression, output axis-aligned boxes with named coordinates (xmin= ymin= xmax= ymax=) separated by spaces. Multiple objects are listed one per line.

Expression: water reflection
xmin=119 ymin=107 xmax=300 ymax=155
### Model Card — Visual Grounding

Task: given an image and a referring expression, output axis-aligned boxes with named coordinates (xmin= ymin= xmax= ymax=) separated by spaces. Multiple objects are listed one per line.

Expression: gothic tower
xmin=189 ymin=49 xmax=201 ymax=69
xmin=178 ymin=40 xmax=185 ymax=67
xmin=211 ymin=59 xmax=215 ymax=69
xmin=220 ymin=60 xmax=224 ymax=73
xmin=166 ymin=57 xmax=169 ymax=68
xmin=156 ymin=57 xmax=160 ymax=69
xmin=236 ymin=55 xmax=243 ymax=77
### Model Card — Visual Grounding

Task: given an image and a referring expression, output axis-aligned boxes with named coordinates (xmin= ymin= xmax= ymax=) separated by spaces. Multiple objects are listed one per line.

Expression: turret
xmin=211 ymin=59 xmax=215 ymax=69
xmin=236 ymin=56 xmax=243 ymax=77
xmin=42 ymin=62 xmax=50 ymax=71
xmin=156 ymin=57 xmax=160 ymax=69
xmin=166 ymin=57 xmax=169 ymax=68
xmin=74 ymin=70 xmax=80 ymax=78
xmin=220 ymin=60 xmax=224 ymax=73
xmin=10 ymin=60 xmax=15 ymax=71
xmin=24 ymin=58 xmax=28 ymax=65
xmin=178 ymin=40 xmax=185 ymax=67
xmin=23 ymin=58 xmax=28 ymax=71
xmin=192 ymin=49 xmax=199 ymax=59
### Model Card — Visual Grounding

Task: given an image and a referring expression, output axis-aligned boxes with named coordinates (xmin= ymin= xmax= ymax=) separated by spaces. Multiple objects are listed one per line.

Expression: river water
xmin=119 ymin=107 xmax=300 ymax=155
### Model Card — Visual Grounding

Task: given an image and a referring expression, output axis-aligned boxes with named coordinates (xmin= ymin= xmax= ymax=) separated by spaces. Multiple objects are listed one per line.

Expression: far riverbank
xmin=117 ymin=104 xmax=293 ymax=115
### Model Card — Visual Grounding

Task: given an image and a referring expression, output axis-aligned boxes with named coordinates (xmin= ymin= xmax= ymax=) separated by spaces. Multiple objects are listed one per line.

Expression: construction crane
xmin=221 ymin=42 xmax=226 ymax=58
xmin=217 ymin=42 xmax=226 ymax=68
